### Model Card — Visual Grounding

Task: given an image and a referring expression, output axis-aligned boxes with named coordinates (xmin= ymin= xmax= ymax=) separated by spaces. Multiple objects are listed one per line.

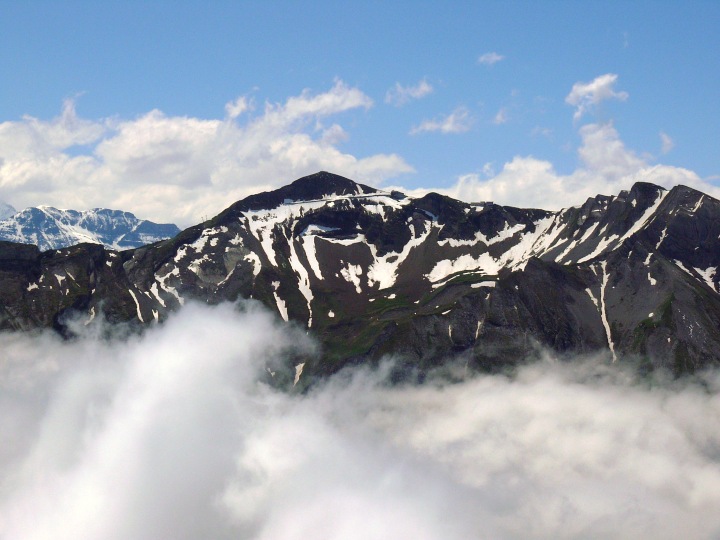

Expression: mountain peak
xmin=629 ymin=181 xmax=666 ymax=199
xmin=665 ymin=182 xmax=716 ymax=202
xmin=231 ymin=171 xmax=379 ymax=213
xmin=0 ymin=201 xmax=16 ymax=220
xmin=288 ymin=171 xmax=376 ymax=199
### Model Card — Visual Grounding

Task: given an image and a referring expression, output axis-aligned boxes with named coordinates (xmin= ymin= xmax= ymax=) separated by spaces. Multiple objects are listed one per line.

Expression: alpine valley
xmin=2 ymin=171 xmax=719 ymax=383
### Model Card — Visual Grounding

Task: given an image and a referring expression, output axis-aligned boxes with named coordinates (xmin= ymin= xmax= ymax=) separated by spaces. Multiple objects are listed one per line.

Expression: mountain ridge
xmin=1 ymin=171 xmax=718 ymax=384
xmin=0 ymin=201 xmax=16 ymax=220
xmin=0 ymin=206 xmax=181 ymax=251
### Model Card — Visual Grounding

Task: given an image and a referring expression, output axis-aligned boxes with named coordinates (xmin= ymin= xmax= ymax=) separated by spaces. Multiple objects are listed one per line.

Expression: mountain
xmin=1 ymin=171 xmax=720 ymax=382
xmin=0 ymin=201 xmax=16 ymax=220
xmin=0 ymin=206 xmax=181 ymax=251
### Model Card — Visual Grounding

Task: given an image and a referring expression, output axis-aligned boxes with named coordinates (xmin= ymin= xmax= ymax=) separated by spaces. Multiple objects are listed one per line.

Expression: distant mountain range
xmin=0 ymin=202 xmax=16 ymax=221
xmin=1 ymin=171 xmax=719 ymax=384
xmin=0 ymin=206 xmax=180 ymax=251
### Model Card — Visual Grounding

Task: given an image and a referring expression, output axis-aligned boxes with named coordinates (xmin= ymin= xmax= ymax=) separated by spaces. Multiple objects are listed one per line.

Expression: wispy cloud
xmin=531 ymin=126 xmax=553 ymax=139
xmin=565 ymin=73 xmax=629 ymax=121
xmin=385 ymin=79 xmax=433 ymax=107
xmin=492 ymin=107 xmax=508 ymax=125
xmin=410 ymin=107 xmax=473 ymax=135
xmin=477 ymin=51 xmax=504 ymax=66
xmin=224 ymin=96 xmax=253 ymax=119
xmin=660 ymin=131 xmax=675 ymax=154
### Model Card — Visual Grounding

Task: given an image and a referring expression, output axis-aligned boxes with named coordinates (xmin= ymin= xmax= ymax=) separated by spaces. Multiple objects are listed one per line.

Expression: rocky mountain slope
xmin=0 ymin=206 xmax=180 ymax=251
xmin=1 ymin=171 xmax=719 ymax=381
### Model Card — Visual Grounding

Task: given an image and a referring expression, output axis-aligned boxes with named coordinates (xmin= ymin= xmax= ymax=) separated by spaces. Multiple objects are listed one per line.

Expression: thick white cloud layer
xmin=2 ymin=302 xmax=720 ymax=539
xmin=0 ymin=81 xmax=412 ymax=226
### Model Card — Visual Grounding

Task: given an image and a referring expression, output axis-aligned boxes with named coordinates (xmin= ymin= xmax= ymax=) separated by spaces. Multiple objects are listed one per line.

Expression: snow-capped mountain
xmin=0 ymin=206 xmax=181 ymax=251
xmin=2 ymin=172 xmax=719 ymax=382
xmin=0 ymin=201 xmax=16 ymax=220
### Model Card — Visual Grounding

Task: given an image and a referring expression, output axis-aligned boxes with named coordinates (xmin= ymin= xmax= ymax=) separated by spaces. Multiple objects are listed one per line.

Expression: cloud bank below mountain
xmin=1 ymin=302 xmax=720 ymax=539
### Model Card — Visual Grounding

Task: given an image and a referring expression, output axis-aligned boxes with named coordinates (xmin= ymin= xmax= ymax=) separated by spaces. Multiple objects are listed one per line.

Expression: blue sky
xmin=0 ymin=1 xmax=718 ymax=225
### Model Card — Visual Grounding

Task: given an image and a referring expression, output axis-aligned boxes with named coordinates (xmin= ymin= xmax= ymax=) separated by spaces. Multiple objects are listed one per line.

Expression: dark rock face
xmin=2 ymin=171 xmax=720 ymax=380
xmin=0 ymin=206 xmax=181 ymax=251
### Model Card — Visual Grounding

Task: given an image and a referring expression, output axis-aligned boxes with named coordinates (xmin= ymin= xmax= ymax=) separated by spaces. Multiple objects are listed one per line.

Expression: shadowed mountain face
xmin=2 ymin=171 xmax=720 ymax=380
xmin=0 ymin=206 xmax=180 ymax=251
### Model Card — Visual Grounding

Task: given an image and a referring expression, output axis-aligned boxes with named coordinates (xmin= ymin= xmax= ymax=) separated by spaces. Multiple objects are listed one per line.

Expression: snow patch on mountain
xmin=427 ymin=254 xmax=500 ymax=284
xmin=270 ymin=282 xmax=288 ymax=322
xmin=696 ymin=266 xmax=717 ymax=291
xmin=340 ymin=263 xmax=363 ymax=293
xmin=599 ymin=261 xmax=617 ymax=363
xmin=368 ymin=224 xmax=433 ymax=290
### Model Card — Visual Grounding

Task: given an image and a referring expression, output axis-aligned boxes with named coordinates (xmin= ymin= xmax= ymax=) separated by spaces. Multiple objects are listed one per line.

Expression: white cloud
xmin=410 ymin=107 xmax=473 ymax=135
xmin=477 ymin=52 xmax=504 ymax=66
xmin=385 ymin=79 xmax=434 ymax=107
xmin=1 ymin=302 xmax=720 ymax=539
xmin=0 ymin=81 xmax=412 ymax=226
xmin=565 ymin=73 xmax=629 ymax=120
xmin=492 ymin=107 xmax=508 ymax=125
xmin=0 ymin=98 xmax=107 ymax=162
xmin=660 ymin=131 xmax=675 ymax=154
xmin=407 ymin=122 xmax=720 ymax=210
xmin=319 ymin=123 xmax=349 ymax=145
xmin=481 ymin=162 xmax=495 ymax=177
xmin=265 ymin=79 xmax=373 ymax=124
xmin=224 ymin=96 xmax=252 ymax=119
xmin=530 ymin=126 xmax=553 ymax=139
xmin=576 ymin=121 xmax=645 ymax=178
